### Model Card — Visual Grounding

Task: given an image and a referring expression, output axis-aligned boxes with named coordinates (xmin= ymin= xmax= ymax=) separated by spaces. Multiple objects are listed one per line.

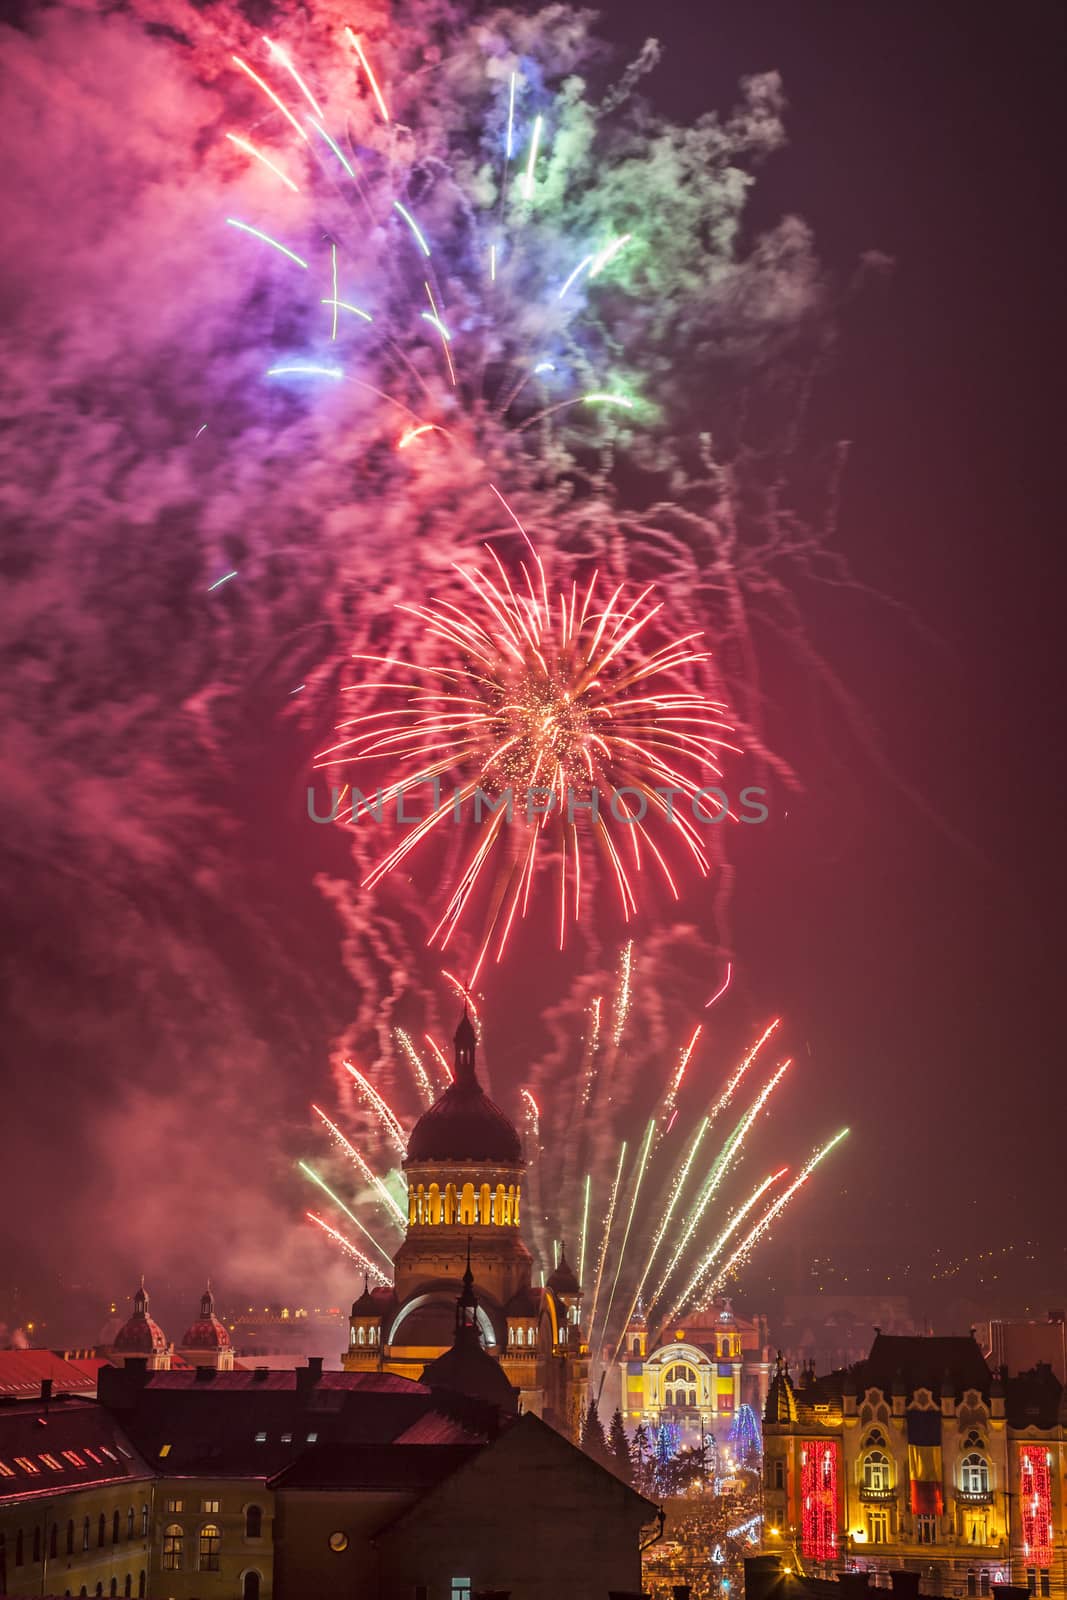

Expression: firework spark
xmin=698 ymin=1130 xmax=850 ymax=1302
xmin=319 ymin=548 xmax=737 ymax=977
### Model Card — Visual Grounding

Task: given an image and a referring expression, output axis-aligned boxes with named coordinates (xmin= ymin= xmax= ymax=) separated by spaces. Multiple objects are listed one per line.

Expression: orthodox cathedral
xmin=341 ymin=1008 xmax=590 ymax=1437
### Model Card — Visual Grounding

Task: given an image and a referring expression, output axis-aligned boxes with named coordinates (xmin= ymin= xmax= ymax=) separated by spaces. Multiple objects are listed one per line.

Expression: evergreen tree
xmin=608 ymin=1408 xmax=633 ymax=1482
xmin=580 ymin=1399 xmax=610 ymax=1466
xmin=631 ymin=1422 xmax=651 ymax=1493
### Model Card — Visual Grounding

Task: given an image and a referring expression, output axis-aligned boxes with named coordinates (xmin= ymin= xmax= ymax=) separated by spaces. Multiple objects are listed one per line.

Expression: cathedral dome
xmin=406 ymin=1009 xmax=522 ymax=1166
xmin=113 ymin=1282 xmax=169 ymax=1354
xmin=181 ymin=1286 xmax=231 ymax=1351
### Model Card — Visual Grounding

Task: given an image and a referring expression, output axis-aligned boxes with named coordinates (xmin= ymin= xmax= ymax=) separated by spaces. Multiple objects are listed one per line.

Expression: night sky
xmin=1 ymin=0 xmax=1062 ymax=1343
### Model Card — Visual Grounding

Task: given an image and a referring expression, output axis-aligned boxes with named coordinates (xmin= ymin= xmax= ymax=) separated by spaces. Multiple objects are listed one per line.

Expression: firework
xmin=698 ymin=1129 xmax=851 ymax=1303
xmin=311 ymin=1103 xmax=406 ymax=1226
xmin=298 ymin=1160 xmax=394 ymax=1269
xmin=318 ymin=545 xmax=736 ymax=978
xmin=305 ymin=1211 xmax=391 ymax=1284
xmin=344 ymin=1063 xmax=407 ymax=1158
xmin=395 ymin=1028 xmax=436 ymax=1109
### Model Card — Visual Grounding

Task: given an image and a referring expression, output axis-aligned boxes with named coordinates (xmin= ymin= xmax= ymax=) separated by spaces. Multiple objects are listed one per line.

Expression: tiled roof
xmin=0 ymin=1397 xmax=152 ymax=1503
xmin=100 ymin=1365 xmax=469 ymax=1478
xmin=0 ymin=1351 xmax=99 ymax=1398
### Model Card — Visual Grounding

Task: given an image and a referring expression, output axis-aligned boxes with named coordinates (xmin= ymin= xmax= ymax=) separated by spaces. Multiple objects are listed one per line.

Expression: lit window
xmin=99 ymin=1447 xmax=118 ymax=1462
xmin=158 ymin=1445 xmax=171 ymax=1459
xmin=40 ymin=1453 xmax=63 ymax=1471
xmin=13 ymin=1457 xmax=40 ymax=1474
xmin=329 ymin=1532 xmax=349 ymax=1552
xmin=117 ymin=1445 xmax=132 ymax=1459
xmin=306 ymin=1432 xmax=319 ymax=1443
xmin=199 ymin=1524 xmax=221 ymax=1571
xmin=62 ymin=1451 xmax=86 ymax=1468
xmin=281 ymin=1433 xmax=293 ymax=1444
xmin=162 ymin=1525 xmax=184 ymax=1572
xmin=254 ymin=1432 xmax=267 ymax=1443
xmin=863 ymin=1451 xmax=892 ymax=1492
xmin=961 ymin=1454 xmax=990 ymax=1495
xmin=868 ymin=1511 xmax=889 ymax=1544
xmin=201 ymin=1500 xmax=220 ymax=1515
xmin=451 ymin=1578 xmax=472 ymax=1600
xmin=83 ymin=1448 xmax=101 ymax=1464
xmin=165 ymin=1500 xmax=183 ymax=1514
xmin=917 ymin=1515 xmax=937 ymax=1545
xmin=0 ymin=1461 xmax=14 ymax=1477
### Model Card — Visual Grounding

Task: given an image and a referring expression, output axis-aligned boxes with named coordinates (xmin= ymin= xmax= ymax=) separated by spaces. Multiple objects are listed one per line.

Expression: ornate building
xmin=342 ymin=1008 xmax=589 ymax=1436
xmin=762 ymin=1332 xmax=1067 ymax=1598
xmin=108 ymin=1283 xmax=173 ymax=1371
xmin=609 ymin=1294 xmax=773 ymax=1448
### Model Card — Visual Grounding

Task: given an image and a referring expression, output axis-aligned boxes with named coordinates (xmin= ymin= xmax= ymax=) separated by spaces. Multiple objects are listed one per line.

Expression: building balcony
xmin=859 ymin=1487 xmax=897 ymax=1502
xmin=955 ymin=1490 xmax=993 ymax=1506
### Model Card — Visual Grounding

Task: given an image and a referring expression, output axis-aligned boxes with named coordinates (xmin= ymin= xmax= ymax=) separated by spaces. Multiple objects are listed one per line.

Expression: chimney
xmin=253 ymin=1367 xmax=270 ymax=1383
xmin=40 ymin=1377 xmax=53 ymax=1404
xmin=297 ymin=1355 xmax=324 ymax=1400
xmin=195 ymin=1365 xmax=215 ymax=1383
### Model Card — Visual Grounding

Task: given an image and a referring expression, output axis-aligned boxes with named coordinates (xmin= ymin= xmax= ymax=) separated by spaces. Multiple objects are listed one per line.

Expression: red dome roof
xmin=181 ymin=1287 xmax=231 ymax=1350
xmin=113 ymin=1284 xmax=169 ymax=1354
xmin=406 ymin=1009 xmax=522 ymax=1166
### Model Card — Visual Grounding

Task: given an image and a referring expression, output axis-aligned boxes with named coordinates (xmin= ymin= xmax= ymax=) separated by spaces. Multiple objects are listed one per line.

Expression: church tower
xmin=342 ymin=1007 xmax=589 ymax=1433
xmin=392 ymin=1005 xmax=532 ymax=1311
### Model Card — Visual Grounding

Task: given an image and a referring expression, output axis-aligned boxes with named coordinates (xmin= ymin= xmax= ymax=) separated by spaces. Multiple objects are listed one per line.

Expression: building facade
xmin=611 ymin=1295 xmax=773 ymax=1449
xmin=342 ymin=1009 xmax=589 ymax=1436
xmin=762 ymin=1334 xmax=1067 ymax=1599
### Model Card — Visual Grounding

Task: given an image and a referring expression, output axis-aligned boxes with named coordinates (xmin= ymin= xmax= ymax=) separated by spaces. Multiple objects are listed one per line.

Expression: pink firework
xmin=318 ymin=531 xmax=739 ymax=977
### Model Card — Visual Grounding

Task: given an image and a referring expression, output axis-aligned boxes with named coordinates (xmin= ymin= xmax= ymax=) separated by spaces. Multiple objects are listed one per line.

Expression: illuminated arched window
xmin=444 ymin=1183 xmax=457 ymax=1224
xmin=863 ymin=1451 xmax=892 ymax=1492
xmin=162 ymin=1525 xmax=184 ymax=1572
xmin=664 ymin=1362 xmax=699 ymax=1407
xmin=428 ymin=1183 xmax=442 ymax=1224
xmin=357 ymin=1326 xmax=366 ymax=1345
xmin=199 ymin=1524 xmax=221 ymax=1571
xmin=478 ymin=1183 xmax=492 ymax=1224
xmin=961 ymin=1454 xmax=990 ymax=1495
xmin=459 ymin=1183 xmax=477 ymax=1225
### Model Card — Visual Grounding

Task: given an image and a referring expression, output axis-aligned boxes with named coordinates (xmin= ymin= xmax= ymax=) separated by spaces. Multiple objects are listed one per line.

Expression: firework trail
xmin=698 ymin=1129 xmax=851 ymax=1303
xmin=396 ymin=1028 xmax=436 ymax=1109
xmin=298 ymin=1160 xmax=394 ymax=1269
xmin=666 ymin=1166 xmax=787 ymax=1320
xmin=586 ymin=1141 xmax=628 ymax=1339
xmin=613 ymin=942 xmax=635 ymax=1047
xmin=595 ymin=1117 xmax=656 ymax=1357
xmin=306 ymin=1211 xmax=391 ymax=1285
xmin=344 ymin=1063 xmax=407 ymax=1158
xmin=577 ymin=1172 xmax=592 ymax=1285
xmin=312 ymin=1103 xmax=406 ymax=1226
xmin=648 ymin=1059 xmax=792 ymax=1308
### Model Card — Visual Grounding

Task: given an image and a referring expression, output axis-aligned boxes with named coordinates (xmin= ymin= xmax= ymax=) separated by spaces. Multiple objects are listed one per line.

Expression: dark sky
xmin=599 ymin=0 xmax=1065 ymax=1304
xmin=2 ymin=0 xmax=1063 ymax=1342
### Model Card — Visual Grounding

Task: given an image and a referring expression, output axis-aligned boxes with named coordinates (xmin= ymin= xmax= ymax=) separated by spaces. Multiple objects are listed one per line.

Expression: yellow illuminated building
xmin=341 ymin=1009 xmax=588 ymax=1435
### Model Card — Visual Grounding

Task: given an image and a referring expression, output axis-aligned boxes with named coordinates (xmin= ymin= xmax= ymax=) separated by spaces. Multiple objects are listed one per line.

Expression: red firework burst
xmin=318 ymin=516 xmax=740 ymax=978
